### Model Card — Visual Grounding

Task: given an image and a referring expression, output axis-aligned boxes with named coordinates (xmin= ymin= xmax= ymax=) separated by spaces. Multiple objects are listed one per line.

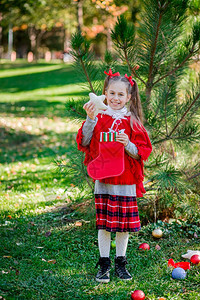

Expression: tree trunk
xmin=106 ymin=28 xmax=112 ymax=51
xmin=145 ymin=83 xmax=153 ymax=105
xmin=0 ymin=13 xmax=2 ymax=59
xmin=35 ymin=29 xmax=46 ymax=61
xmin=77 ymin=0 xmax=83 ymax=31
xmin=64 ymin=28 xmax=70 ymax=51
xmin=28 ymin=26 xmax=37 ymax=60
xmin=8 ymin=24 xmax=13 ymax=60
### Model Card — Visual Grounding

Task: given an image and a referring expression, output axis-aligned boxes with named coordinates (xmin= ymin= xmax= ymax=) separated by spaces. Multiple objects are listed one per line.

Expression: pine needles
xmin=65 ymin=0 xmax=200 ymax=221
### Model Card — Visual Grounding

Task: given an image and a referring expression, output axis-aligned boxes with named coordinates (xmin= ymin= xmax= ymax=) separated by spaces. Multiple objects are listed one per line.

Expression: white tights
xmin=98 ymin=229 xmax=129 ymax=258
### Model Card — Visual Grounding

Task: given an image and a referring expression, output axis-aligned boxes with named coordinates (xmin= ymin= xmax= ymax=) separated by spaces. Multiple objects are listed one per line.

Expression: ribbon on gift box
xmin=100 ymin=132 xmax=117 ymax=142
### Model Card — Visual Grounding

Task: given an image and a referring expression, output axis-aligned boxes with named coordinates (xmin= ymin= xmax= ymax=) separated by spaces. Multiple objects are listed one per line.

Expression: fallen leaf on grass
xmin=42 ymin=258 xmax=56 ymax=264
xmin=3 ymin=256 xmax=12 ymax=258
xmin=15 ymin=269 xmax=20 ymax=275
xmin=45 ymin=231 xmax=51 ymax=237
xmin=155 ymin=244 xmax=161 ymax=250
xmin=47 ymin=260 xmax=56 ymax=264
xmin=75 ymin=221 xmax=82 ymax=227
xmin=2 ymin=270 xmax=9 ymax=274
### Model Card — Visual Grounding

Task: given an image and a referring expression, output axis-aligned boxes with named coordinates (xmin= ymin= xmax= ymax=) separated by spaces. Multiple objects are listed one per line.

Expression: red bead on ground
xmin=139 ymin=243 xmax=150 ymax=250
xmin=190 ymin=254 xmax=200 ymax=265
xmin=131 ymin=290 xmax=145 ymax=300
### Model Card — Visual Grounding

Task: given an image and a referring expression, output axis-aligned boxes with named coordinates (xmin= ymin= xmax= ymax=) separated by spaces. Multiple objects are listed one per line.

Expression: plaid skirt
xmin=95 ymin=194 xmax=141 ymax=232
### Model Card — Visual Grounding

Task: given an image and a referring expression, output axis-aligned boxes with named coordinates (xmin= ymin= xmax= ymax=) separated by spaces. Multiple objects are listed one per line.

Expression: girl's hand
xmin=116 ymin=133 xmax=129 ymax=147
xmin=83 ymin=102 xmax=96 ymax=120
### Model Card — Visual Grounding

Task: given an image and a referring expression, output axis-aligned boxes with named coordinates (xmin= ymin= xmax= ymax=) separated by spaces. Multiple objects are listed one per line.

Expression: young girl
xmin=76 ymin=69 xmax=152 ymax=283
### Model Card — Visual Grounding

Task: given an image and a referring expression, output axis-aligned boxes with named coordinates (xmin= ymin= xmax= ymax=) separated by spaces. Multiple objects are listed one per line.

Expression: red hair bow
xmin=124 ymin=74 xmax=134 ymax=86
xmin=104 ymin=68 xmax=120 ymax=77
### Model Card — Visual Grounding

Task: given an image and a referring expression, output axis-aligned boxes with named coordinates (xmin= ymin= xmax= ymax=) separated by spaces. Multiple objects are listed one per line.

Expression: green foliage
xmin=188 ymin=0 xmax=200 ymax=14
xmin=141 ymin=219 xmax=200 ymax=238
xmin=71 ymin=31 xmax=90 ymax=59
xmin=152 ymin=165 xmax=184 ymax=192
xmin=0 ymin=0 xmax=40 ymax=14
xmin=56 ymin=145 xmax=94 ymax=194
xmin=111 ymin=15 xmax=135 ymax=49
xmin=104 ymin=50 xmax=113 ymax=65
xmin=65 ymin=98 xmax=87 ymax=119
xmin=192 ymin=20 xmax=200 ymax=47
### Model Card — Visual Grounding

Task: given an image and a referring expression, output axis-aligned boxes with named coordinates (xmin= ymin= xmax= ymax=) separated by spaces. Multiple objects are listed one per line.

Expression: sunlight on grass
xmin=0 ymin=116 xmax=80 ymax=134
xmin=0 ymin=84 xmax=86 ymax=102
xmin=0 ymin=63 xmax=64 ymax=78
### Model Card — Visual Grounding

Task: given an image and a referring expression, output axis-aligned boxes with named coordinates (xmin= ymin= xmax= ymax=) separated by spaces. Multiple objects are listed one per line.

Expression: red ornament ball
xmin=131 ymin=290 xmax=145 ymax=300
xmin=139 ymin=243 xmax=150 ymax=250
xmin=190 ymin=254 xmax=200 ymax=265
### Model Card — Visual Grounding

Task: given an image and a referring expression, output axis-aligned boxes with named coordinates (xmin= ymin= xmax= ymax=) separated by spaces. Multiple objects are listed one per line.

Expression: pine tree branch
xmin=79 ymin=56 xmax=95 ymax=93
xmin=146 ymin=9 xmax=164 ymax=103
xmin=148 ymin=11 xmax=163 ymax=85
xmin=168 ymin=91 xmax=200 ymax=137
xmin=164 ymin=90 xmax=170 ymax=136
xmin=153 ymin=130 xmax=199 ymax=145
xmin=152 ymin=136 xmax=170 ymax=144
xmin=124 ymin=48 xmax=146 ymax=85
xmin=81 ymin=153 xmax=94 ymax=192
xmin=153 ymin=46 xmax=196 ymax=86
xmin=188 ymin=172 xmax=200 ymax=180
xmin=70 ymin=106 xmax=85 ymax=117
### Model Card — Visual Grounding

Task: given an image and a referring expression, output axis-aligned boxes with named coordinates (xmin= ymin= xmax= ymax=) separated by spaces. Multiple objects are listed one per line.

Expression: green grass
xmin=0 ymin=61 xmax=200 ymax=300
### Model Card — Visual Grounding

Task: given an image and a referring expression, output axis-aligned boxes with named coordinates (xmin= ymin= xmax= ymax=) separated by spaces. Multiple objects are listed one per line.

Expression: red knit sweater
xmin=76 ymin=114 xmax=152 ymax=197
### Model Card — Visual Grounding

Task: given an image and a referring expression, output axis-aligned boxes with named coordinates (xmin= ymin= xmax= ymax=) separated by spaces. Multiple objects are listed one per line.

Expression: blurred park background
xmin=1 ymin=0 xmax=142 ymax=61
xmin=0 ymin=0 xmax=200 ymax=299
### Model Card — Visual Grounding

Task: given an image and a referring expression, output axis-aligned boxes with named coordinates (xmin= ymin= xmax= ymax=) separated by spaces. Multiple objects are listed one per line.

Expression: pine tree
xmin=62 ymin=0 xmax=200 ymax=222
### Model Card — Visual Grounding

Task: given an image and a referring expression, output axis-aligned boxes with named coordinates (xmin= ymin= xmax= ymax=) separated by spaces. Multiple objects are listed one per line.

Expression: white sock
xmin=116 ymin=232 xmax=129 ymax=257
xmin=98 ymin=229 xmax=111 ymax=257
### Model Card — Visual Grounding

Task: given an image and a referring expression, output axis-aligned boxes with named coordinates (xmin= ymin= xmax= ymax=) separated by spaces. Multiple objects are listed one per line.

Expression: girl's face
xmin=105 ymin=81 xmax=131 ymax=110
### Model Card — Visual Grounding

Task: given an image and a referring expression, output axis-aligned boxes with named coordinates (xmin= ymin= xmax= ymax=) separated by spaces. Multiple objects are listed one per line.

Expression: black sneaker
xmin=115 ymin=256 xmax=132 ymax=280
xmin=95 ymin=257 xmax=111 ymax=283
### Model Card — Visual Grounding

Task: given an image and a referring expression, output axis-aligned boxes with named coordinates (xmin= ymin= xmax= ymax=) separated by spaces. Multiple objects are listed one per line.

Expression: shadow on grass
xmin=0 ymin=64 xmax=87 ymax=94
xmin=0 ymin=98 xmax=87 ymax=118
xmin=0 ymin=128 xmax=77 ymax=163
xmin=0 ymin=100 xmax=66 ymax=118
xmin=0 ymin=126 xmax=39 ymax=147
xmin=0 ymin=166 xmax=79 ymax=193
xmin=0 ymin=199 xmax=98 ymax=299
xmin=0 ymin=62 xmax=58 ymax=70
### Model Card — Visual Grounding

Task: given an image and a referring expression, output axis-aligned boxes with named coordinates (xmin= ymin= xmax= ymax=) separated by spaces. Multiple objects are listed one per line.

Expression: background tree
xmin=0 ymin=0 xmax=76 ymax=60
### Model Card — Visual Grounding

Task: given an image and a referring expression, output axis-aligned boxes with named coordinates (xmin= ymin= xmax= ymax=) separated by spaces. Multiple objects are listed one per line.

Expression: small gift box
xmin=100 ymin=132 xmax=117 ymax=142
